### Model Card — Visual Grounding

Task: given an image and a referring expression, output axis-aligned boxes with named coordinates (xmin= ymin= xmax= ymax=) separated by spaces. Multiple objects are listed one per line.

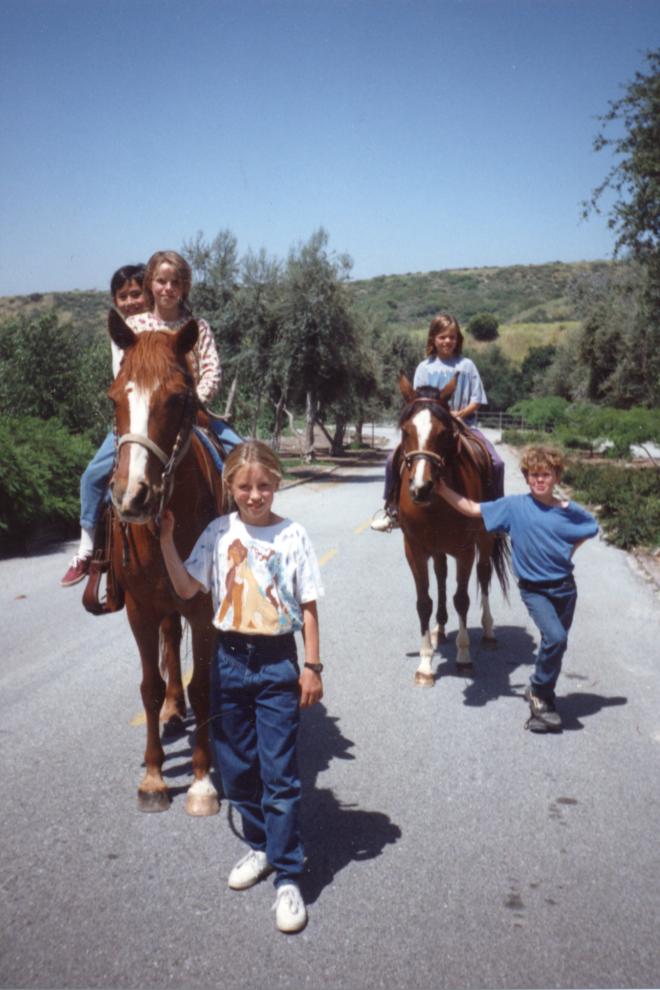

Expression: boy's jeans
xmin=210 ymin=635 xmax=303 ymax=886
xmin=518 ymin=577 xmax=577 ymax=699
xmin=80 ymin=431 xmax=115 ymax=529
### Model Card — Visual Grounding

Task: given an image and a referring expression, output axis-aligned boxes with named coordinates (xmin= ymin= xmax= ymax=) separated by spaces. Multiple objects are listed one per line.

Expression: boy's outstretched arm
xmin=159 ymin=509 xmax=205 ymax=600
xmin=435 ymin=478 xmax=483 ymax=518
xmin=299 ymin=600 xmax=323 ymax=709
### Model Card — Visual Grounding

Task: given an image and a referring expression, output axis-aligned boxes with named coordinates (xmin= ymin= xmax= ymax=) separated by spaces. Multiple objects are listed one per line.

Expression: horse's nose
xmin=410 ymin=478 xmax=433 ymax=503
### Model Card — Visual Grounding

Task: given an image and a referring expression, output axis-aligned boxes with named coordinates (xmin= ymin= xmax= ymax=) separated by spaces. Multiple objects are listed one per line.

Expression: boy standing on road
xmin=436 ymin=445 xmax=598 ymax=732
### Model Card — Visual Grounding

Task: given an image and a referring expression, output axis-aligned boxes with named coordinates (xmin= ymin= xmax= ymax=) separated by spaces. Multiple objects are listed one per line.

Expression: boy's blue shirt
xmin=481 ymin=493 xmax=598 ymax=583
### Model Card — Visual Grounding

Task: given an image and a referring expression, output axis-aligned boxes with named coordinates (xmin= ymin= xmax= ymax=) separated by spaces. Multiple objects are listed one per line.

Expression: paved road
xmin=1 ymin=433 xmax=659 ymax=989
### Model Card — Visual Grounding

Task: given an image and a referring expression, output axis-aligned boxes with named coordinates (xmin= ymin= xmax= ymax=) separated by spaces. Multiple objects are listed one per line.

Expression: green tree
xmin=277 ymin=229 xmax=359 ymax=459
xmin=467 ymin=312 xmax=499 ymax=341
xmin=465 ymin=345 xmax=521 ymax=411
xmin=581 ymin=49 xmax=660 ymax=408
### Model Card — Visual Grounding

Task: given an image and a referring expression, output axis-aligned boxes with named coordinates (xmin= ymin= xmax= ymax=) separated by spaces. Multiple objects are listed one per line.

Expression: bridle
xmin=114 ymin=384 xmax=197 ymax=528
xmin=399 ymin=396 xmax=458 ymax=481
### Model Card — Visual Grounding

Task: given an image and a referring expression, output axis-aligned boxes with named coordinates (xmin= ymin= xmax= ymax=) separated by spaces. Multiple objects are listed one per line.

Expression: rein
xmin=399 ymin=395 xmax=457 ymax=480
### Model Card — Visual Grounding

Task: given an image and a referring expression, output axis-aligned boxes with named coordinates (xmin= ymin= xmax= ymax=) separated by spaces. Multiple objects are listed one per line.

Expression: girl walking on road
xmin=159 ymin=440 xmax=325 ymax=933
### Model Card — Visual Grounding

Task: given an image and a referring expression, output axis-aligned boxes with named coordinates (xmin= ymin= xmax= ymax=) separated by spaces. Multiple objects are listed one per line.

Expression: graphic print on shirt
xmin=216 ymin=538 xmax=295 ymax=634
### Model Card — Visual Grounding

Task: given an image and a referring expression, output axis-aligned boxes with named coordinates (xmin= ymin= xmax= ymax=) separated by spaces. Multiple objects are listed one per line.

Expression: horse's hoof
xmin=456 ymin=663 xmax=475 ymax=677
xmin=138 ymin=789 xmax=171 ymax=813
xmin=414 ymin=672 xmax=435 ymax=687
xmin=184 ymin=792 xmax=221 ymax=817
xmin=481 ymin=636 xmax=497 ymax=648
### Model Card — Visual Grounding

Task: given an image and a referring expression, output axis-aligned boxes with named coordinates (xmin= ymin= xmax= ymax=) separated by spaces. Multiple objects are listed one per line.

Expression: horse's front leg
xmin=184 ymin=616 xmax=220 ymax=817
xmin=476 ymin=536 xmax=496 ymax=645
xmin=404 ymin=538 xmax=434 ymax=687
xmin=159 ymin=613 xmax=187 ymax=734
xmin=126 ymin=598 xmax=170 ymax=812
xmin=453 ymin=548 xmax=476 ymax=670
xmin=431 ymin=553 xmax=448 ymax=649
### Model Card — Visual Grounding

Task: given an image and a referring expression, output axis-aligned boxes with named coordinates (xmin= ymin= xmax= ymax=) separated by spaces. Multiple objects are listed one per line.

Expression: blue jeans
xmin=210 ymin=634 xmax=303 ymax=886
xmin=80 ymin=431 xmax=115 ymax=529
xmin=518 ymin=577 xmax=577 ymax=700
xmin=195 ymin=419 xmax=243 ymax=472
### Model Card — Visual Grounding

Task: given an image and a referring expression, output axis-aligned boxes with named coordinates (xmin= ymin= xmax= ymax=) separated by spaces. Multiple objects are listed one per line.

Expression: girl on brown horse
xmin=371 ymin=312 xmax=504 ymax=531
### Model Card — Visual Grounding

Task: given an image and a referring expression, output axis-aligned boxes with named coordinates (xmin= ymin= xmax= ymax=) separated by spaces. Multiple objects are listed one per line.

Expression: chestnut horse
xmin=398 ymin=374 xmax=509 ymax=686
xmin=107 ymin=309 xmax=222 ymax=814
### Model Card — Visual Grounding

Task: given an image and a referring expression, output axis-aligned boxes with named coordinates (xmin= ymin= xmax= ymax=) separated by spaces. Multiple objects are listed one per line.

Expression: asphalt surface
xmin=1 ymin=431 xmax=659 ymax=990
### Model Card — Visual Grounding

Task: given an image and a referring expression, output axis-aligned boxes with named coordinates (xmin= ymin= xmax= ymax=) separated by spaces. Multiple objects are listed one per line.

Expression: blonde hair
xmin=143 ymin=250 xmax=192 ymax=312
xmin=222 ymin=441 xmax=283 ymax=511
xmin=520 ymin=444 xmax=565 ymax=479
xmin=424 ymin=313 xmax=464 ymax=357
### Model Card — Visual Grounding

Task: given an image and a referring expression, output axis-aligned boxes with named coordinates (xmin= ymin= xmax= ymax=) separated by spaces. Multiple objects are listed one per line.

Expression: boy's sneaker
xmin=228 ymin=850 xmax=273 ymax=890
xmin=60 ymin=554 xmax=91 ymax=587
xmin=524 ymin=685 xmax=562 ymax=731
xmin=273 ymin=883 xmax=307 ymax=933
xmin=370 ymin=508 xmax=399 ymax=532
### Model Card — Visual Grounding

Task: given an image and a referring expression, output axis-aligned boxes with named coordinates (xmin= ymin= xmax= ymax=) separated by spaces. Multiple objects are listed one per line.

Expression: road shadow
xmin=557 ymin=691 xmax=627 ymax=731
xmin=298 ymin=703 xmax=401 ymax=905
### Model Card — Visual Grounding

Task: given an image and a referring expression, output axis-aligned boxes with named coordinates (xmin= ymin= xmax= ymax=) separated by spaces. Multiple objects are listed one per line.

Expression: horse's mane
xmin=120 ymin=331 xmax=193 ymax=391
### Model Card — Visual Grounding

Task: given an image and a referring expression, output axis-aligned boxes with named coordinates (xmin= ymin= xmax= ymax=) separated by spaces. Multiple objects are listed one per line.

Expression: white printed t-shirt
xmin=184 ymin=512 xmax=324 ymax=636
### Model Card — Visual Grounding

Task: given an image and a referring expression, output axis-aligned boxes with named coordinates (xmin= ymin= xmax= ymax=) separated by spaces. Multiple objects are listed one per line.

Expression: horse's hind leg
xmin=127 ymin=600 xmax=170 ymax=812
xmin=477 ymin=538 xmax=496 ymax=645
xmin=159 ymin=613 xmax=187 ymax=734
xmin=405 ymin=540 xmax=434 ymax=687
xmin=453 ymin=550 xmax=475 ymax=669
xmin=431 ymin=553 xmax=448 ymax=648
xmin=184 ymin=621 xmax=220 ymax=817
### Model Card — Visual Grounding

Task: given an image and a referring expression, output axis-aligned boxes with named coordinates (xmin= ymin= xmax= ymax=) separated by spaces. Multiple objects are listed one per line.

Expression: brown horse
xmin=107 ymin=309 xmax=223 ymax=814
xmin=397 ymin=374 xmax=509 ymax=686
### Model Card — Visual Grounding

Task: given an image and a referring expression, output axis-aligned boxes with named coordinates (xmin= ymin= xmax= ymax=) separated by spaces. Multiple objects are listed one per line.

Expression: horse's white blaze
xmin=411 ymin=408 xmax=432 ymax=491
xmin=456 ymin=616 xmax=472 ymax=666
xmin=123 ymin=380 xmax=152 ymax=499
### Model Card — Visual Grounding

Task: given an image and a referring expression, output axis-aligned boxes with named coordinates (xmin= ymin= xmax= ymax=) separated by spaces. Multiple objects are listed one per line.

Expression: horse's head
xmin=398 ymin=373 xmax=460 ymax=504
xmin=107 ymin=310 xmax=199 ymax=524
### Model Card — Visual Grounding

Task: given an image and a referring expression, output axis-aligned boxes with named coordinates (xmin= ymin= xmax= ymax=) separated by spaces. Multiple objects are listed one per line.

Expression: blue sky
xmin=1 ymin=0 xmax=659 ymax=295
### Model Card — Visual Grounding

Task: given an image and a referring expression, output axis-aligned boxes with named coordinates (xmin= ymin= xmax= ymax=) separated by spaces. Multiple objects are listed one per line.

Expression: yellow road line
xmin=318 ymin=547 xmax=338 ymax=567
xmin=354 ymin=519 xmax=373 ymax=534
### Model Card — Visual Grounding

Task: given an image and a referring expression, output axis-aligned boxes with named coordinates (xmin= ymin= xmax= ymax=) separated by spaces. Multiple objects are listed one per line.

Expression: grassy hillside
xmin=0 ymin=259 xmax=615 ymax=364
xmin=350 ymin=259 xmax=614 ymax=328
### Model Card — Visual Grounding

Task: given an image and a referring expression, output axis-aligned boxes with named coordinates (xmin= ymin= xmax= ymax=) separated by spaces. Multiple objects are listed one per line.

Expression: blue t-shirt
xmin=413 ymin=356 xmax=486 ymax=425
xmin=481 ymin=494 xmax=598 ymax=583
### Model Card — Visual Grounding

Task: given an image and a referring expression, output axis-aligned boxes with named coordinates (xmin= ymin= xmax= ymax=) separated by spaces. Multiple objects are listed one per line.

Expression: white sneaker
xmin=228 ymin=849 xmax=273 ymax=890
xmin=273 ymin=883 xmax=307 ymax=933
xmin=370 ymin=509 xmax=397 ymax=532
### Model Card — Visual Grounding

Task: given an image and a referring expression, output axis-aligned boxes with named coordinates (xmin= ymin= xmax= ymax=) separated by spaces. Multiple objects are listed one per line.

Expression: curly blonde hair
xmin=520 ymin=444 xmax=565 ymax=479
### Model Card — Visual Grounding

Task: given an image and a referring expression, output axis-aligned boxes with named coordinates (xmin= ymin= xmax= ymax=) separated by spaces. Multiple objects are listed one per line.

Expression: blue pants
xmin=210 ymin=634 xmax=303 ymax=886
xmin=518 ymin=577 xmax=578 ymax=700
xmin=207 ymin=417 xmax=243 ymax=454
xmin=80 ymin=431 xmax=115 ymax=529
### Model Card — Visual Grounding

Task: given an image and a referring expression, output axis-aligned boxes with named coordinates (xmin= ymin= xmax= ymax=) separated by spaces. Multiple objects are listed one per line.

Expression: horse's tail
xmin=491 ymin=532 xmax=512 ymax=602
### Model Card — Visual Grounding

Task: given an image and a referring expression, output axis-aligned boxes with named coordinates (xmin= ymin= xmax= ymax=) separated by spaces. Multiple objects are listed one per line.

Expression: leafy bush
xmin=563 ymin=461 xmax=660 ymax=550
xmin=466 ymin=344 xmax=522 ymax=411
xmin=507 ymin=396 xmax=570 ymax=428
xmin=467 ymin=312 xmax=499 ymax=341
xmin=0 ymin=416 xmax=94 ymax=547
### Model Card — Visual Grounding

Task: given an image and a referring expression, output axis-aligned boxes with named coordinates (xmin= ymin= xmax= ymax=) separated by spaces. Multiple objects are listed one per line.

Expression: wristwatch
xmin=304 ymin=662 xmax=324 ymax=673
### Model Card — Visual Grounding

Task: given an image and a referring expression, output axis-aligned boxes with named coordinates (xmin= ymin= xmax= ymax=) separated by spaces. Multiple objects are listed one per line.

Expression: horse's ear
xmin=177 ymin=319 xmax=199 ymax=356
xmin=108 ymin=309 xmax=136 ymax=350
xmin=438 ymin=373 xmax=459 ymax=406
xmin=399 ymin=372 xmax=416 ymax=403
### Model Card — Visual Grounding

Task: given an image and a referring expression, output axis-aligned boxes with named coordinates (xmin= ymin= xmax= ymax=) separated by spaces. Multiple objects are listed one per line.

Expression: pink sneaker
xmin=60 ymin=554 xmax=91 ymax=587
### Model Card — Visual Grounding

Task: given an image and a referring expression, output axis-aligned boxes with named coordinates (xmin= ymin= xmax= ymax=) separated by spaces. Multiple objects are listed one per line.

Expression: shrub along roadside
xmin=0 ymin=416 xmax=94 ymax=552
xmin=502 ymin=428 xmax=659 ymax=552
